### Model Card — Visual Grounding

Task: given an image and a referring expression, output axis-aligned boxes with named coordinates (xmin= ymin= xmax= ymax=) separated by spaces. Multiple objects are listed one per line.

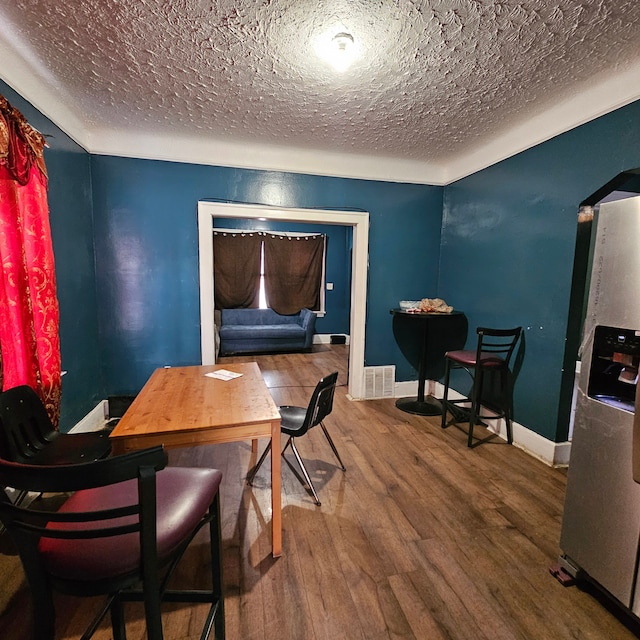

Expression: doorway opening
xmin=197 ymin=201 xmax=369 ymax=400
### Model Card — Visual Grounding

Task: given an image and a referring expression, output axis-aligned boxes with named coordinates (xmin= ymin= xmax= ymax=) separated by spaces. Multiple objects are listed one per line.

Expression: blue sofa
xmin=218 ymin=308 xmax=316 ymax=355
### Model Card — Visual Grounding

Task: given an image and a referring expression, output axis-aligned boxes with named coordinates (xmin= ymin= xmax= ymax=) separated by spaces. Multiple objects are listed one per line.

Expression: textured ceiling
xmin=1 ymin=0 xmax=640 ymax=183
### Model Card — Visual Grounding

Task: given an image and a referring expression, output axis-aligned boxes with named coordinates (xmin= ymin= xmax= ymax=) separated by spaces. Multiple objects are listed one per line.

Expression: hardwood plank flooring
xmin=1 ymin=344 xmax=639 ymax=638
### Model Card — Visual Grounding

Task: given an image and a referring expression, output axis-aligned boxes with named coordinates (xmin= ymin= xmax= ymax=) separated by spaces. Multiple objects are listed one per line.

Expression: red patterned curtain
xmin=0 ymin=95 xmax=61 ymax=426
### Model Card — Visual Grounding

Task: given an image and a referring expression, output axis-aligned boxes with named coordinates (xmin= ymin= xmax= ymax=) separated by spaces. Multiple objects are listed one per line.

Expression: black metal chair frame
xmin=0 ymin=384 xmax=113 ymax=512
xmin=247 ymin=371 xmax=345 ymax=506
xmin=0 ymin=384 xmax=113 ymax=465
xmin=0 ymin=446 xmax=224 ymax=640
xmin=441 ymin=326 xmax=522 ymax=447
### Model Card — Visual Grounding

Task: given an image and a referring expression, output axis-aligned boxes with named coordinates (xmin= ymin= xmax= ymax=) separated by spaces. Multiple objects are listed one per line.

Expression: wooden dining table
xmin=109 ymin=362 xmax=283 ymax=557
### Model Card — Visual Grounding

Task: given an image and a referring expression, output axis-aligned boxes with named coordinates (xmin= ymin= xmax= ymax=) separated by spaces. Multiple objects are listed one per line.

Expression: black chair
xmin=0 ymin=384 xmax=112 ymax=465
xmin=441 ymin=327 xmax=522 ymax=447
xmin=247 ymin=371 xmax=345 ymax=506
xmin=0 ymin=445 xmax=225 ymax=640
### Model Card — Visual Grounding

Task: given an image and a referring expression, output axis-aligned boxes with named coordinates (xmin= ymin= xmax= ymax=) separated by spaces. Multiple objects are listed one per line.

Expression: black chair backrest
xmin=0 ymin=385 xmax=56 ymax=463
xmin=476 ymin=327 xmax=522 ymax=367
xmin=301 ymin=371 xmax=339 ymax=436
xmin=0 ymin=445 xmax=168 ymax=571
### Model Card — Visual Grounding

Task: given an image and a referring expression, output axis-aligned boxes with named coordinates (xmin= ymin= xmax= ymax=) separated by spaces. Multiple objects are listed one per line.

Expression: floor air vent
xmin=363 ymin=366 xmax=395 ymax=399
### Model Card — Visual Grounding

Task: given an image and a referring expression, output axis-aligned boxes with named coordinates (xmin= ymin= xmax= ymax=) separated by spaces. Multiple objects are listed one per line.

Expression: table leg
xmin=270 ymin=419 xmax=282 ymax=557
xmin=395 ymin=315 xmax=443 ymax=416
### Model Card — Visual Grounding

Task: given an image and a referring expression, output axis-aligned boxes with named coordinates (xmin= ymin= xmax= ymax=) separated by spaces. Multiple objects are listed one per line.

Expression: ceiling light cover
xmin=319 ymin=31 xmax=357 ymax=72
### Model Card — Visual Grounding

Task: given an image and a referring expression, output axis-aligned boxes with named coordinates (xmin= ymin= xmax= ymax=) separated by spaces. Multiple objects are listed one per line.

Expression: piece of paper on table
xmin=206 ymin=369 xmax=243 ymax=381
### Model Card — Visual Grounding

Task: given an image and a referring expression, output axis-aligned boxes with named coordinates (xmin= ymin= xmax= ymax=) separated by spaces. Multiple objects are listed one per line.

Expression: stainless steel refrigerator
xmin=559 ymin=195 xmax=640 ymax=615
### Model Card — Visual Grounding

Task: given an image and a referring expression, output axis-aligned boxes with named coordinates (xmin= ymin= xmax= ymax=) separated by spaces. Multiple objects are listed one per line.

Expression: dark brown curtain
xmin=264 ymin=234 xmax=325 ymax=315
xmin=213 ymin=231 xmax=262 ymax=308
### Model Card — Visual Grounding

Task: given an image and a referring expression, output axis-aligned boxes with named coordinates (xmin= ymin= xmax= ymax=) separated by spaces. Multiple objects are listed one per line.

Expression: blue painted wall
xmin=7 ymin=72 xmax=640 ymax=443
xmin=91 ymin=156 xmax=444 ymax=395
xmin=0 ymin=80 xmax=103 ymax=430
xmin=212 ymin=217 xmax=351 ymax=335
xmin=439 ymin=99 xmax=640 ymax=442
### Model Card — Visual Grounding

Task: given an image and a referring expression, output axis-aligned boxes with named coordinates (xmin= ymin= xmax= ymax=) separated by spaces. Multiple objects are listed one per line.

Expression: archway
xmin=197 ymin=201 xmax=369 ymax=400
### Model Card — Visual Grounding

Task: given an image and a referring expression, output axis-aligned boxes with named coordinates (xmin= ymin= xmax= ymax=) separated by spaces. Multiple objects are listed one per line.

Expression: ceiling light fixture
xmin=333 ymin=32 xmax=354 ymax=51
xmin=320 ymin=31 xmax=356 ymax=73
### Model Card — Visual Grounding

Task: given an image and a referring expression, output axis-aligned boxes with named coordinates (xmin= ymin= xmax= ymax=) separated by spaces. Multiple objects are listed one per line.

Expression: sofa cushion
xmin=219 ymin=324 xmax=305 ymax=340
xmin=221 ymin=308 xmax=302 ymax=326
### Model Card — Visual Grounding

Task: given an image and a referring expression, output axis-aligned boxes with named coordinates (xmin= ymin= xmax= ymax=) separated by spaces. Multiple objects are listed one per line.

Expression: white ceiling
xmin=1 ymin=0 xmax=640 ymax=185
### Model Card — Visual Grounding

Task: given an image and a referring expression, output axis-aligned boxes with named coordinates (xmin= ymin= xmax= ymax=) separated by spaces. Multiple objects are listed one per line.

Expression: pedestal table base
xmin=396 ymin=396 xmax=442 ymax=416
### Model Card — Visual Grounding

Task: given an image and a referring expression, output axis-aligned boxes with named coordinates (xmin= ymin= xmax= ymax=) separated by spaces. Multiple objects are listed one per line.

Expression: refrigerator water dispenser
xmin=588 ymin=325 xmax=640 ymax=413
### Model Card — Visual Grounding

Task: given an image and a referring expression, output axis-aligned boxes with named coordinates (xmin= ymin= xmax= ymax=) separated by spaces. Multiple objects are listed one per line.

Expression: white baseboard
xmin=395 ymin=379 xmax=570 ymax=468
xmin=314 ymin=333 xmax=350 ymax=345
xmin=69 ymin=400 xmax=108 ymax=433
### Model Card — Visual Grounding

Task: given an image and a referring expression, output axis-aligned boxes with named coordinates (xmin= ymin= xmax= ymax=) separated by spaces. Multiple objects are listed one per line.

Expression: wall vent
xmin=363 ymin=366 xmax=395 ymax=399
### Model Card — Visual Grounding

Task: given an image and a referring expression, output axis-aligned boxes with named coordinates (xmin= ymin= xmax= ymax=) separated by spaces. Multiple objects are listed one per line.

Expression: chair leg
xmin=319 ymin=422 xmax=346 ymax=471
xmin=502 ymin=371 xmax=513 ymax=444
xmin=29 ymin=577 xmax=56 ymax=640
xmin=108 ymin=595 xmax=127 ymax=640
xmin=467 ymin=411 xmax=475 ymax=447
xmin=246 ymin=441 xmax=272 ymax=485
xmin=503 ymin=370 xmax=514 ymax=445
xmin=286 ymin=437 xmax=321 ymax=506
xmin=505 ymin=412 xmax=514 ymax=445
xmin=142 ymin=572 xmax=164 ymax=640
xmin=467 ymin=369 xmax=483 ymax=448
xmin=282 ymin=437 xmax=293 ymax=456
xmin=207 ymin=493 xmax=225 ymax=640
xmin=441 ymin=359 xmax=452 ymax=429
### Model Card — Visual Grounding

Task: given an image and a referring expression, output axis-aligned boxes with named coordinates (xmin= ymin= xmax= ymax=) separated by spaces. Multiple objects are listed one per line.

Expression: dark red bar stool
xmin=441 ymin=326 xmax=522 ymax=447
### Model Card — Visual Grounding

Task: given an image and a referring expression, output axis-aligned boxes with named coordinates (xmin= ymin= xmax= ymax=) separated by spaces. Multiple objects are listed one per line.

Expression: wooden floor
xmin=1 ymin=344 xmax=640 ymax=639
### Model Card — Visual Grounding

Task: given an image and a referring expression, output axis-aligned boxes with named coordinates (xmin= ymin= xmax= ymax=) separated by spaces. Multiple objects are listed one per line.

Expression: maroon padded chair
xmin=441 ymin=326 xmax=522 ymax=447
xmin=0 ymin=445 xmax=224 ymax=640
